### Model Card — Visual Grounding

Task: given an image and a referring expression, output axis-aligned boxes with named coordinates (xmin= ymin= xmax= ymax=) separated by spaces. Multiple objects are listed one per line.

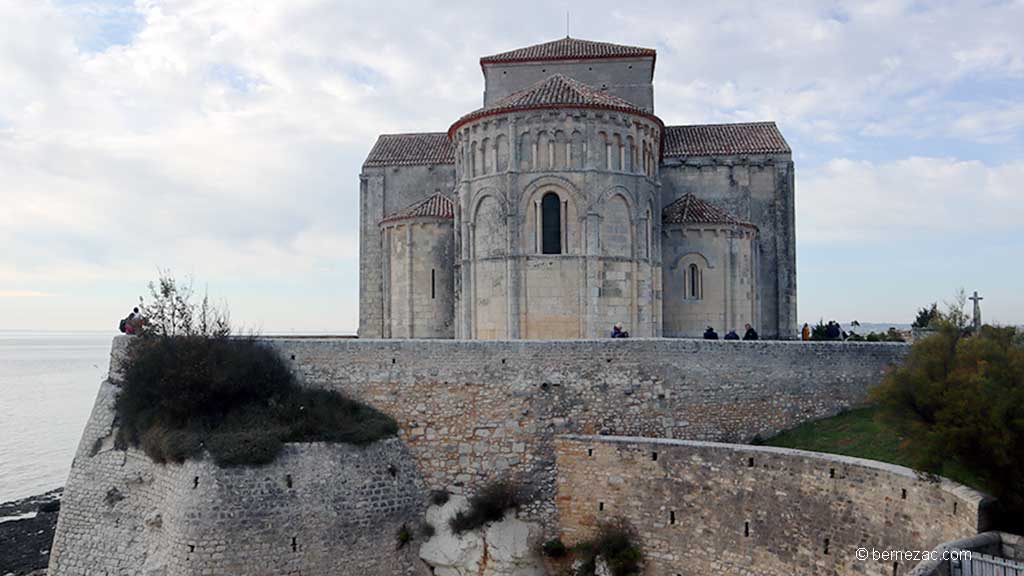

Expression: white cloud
xmin=0 ymin=0 xmax=1023 ymax=328
xmin=799 ymin=157 xmax=1024 ymax=243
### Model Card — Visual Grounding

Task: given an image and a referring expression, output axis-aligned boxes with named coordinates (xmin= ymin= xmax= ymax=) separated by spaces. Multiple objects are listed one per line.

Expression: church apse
xmin=358 ymin=37 xmax=794 ymax=340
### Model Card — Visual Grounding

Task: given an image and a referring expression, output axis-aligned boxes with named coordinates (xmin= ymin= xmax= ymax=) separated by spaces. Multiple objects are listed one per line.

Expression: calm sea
xmin=0 ymin=331 xmax=113 ymax=503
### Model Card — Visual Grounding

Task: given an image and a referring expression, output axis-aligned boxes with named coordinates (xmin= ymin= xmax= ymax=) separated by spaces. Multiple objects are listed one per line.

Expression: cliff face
xmin=48 ymin=362 xmax=428 ymax=576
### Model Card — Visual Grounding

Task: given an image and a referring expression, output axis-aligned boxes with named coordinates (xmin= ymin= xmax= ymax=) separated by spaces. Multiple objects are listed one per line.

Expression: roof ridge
xmin=665 ymin=121 xmax=778 ymax=128
xmin=480 ymin=36 xmax=656 ymax=65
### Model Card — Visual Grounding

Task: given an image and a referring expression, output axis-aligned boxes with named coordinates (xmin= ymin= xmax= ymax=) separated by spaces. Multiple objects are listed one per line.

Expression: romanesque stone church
xmin=359 ymin=37 xmax=797 ymax=340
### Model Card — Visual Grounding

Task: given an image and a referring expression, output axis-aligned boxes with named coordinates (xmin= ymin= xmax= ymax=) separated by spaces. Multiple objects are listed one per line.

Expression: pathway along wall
xmin=273 ymin=337 xmax=909 ymax=525
xmin=554 ymin=435 xmax=993 ymax=576
xmin=48 ymin=367 xmax=428 ymax=576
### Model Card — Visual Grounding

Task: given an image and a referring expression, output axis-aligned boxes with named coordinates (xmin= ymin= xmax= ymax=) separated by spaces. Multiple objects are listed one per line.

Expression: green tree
xmin=870 ymin=322 xmax=1024 ymax=530
xmin=912 ymin=303 xmax=940 ymax=329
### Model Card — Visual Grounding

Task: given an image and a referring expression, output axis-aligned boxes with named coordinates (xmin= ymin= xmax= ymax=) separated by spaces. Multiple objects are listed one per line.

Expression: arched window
xmin=688 ymin=263 xmax=702 ymax=299
xmin=470 ymin=141 xmax=478 ymax=177
xmin=541 ymin=192 xmax=562 ymax=254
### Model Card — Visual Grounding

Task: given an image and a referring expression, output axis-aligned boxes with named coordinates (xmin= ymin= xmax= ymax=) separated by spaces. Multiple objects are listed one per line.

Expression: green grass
xmin=761 ymin=406 xmax=984 ymax=491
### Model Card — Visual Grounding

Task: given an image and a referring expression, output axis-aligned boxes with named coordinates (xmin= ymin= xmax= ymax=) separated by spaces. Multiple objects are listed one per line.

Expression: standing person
xmin=802 ymin=323 xmax=811 ymax=341
xmin=124 ymin=311 xmax=137 ymax=335
xmin=703 ymin=326 xmax=719 ymax=340
xmin=743 ymin=323 xmax=759 ymax=340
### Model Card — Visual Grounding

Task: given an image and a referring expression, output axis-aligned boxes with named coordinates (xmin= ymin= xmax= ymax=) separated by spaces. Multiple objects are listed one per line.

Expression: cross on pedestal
xmin=969 ymin=291 xmax=983 ymax=332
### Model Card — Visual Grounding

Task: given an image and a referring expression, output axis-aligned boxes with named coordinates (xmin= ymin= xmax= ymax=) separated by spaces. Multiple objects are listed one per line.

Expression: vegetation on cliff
xmin=448 ymin=480 xmax=518 ymax=534
xmin=114 ymin=273 xmax=398 ymax=466
xmin=871 ymin=321 xmax=1024 ymax=530
xmin=768 ymin=297 xmax=1023 ymax=531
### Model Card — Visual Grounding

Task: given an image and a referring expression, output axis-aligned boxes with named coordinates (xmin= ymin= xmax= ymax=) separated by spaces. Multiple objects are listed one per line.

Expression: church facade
xmin=359 ymin=37 xmax=796 ymax=340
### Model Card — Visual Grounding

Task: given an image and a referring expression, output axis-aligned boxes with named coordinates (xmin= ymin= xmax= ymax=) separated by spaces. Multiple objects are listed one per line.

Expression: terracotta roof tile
xmin=451 ymin=74 xmax=657 ymax=134
xmin=662 ymin=193 xmax=754 ymax=227
xmin=664 ymin=122 xmax=790 ymax=157
xmin=481 ymin=37 xmax=656 ymax=65
xmin=380 ymin=192 xmax=455 ymax=224
xmin=364 ymin=133 xmax=455 ymax=167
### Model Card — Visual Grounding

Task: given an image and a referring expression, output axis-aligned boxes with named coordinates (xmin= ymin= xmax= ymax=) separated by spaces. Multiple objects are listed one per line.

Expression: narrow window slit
xmin=744 ymin=521 xmax=749 ymax=537
xmin=286 ymin=474 xmax=293 ymax=489
xmin=747 ymin=457 xmax=754 ymax=468
xmin=651 ymin=452 xmax=658 ymax=462
xmin=669 ymin=511 xmax=675 ymax=525
xmin=823 ymin=538 xmax=830 ymax=555
xmin=901 ymin=488 xmax=907 ymax=500
xmin=599 ymin=502 xmax=604 ymax=511
xmin=829 ymin=468 xmax=835 ymax=478
xmin=587 ymin=448 xmax=593 ymax=457
xmin=291 ymin=537 xmax=297 ymax=552
xmin=192 ymin=477 xmax=199 ymax=489
xmin=431 ymin=269 xmax=436 ymax=299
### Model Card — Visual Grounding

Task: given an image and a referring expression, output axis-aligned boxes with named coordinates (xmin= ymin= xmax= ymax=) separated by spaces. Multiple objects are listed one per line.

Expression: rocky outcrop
xmin=419 ymin=495 xmax=545 ymax=576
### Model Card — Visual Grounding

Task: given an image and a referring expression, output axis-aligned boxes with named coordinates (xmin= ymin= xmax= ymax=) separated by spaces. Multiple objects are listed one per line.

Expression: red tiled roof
xmin=363 ymin=133 xmax=455 ymax=167
xmin=663 ymin=122 xmax=790 ymax=157
xmin=380 ymin=192 xmax=455 ymax=224
xmin=480 ymin=37 xmax=656 ymax=65
xmin=450 ymin=74 xmax=660 ymax=136
xmin=662 ymin=193 xmax=755 ymax=227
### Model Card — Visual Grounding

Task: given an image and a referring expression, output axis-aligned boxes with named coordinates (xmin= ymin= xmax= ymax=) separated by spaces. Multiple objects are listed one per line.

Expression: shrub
xmin=572 ymin=521 xmax=643 ymax=576
xmin=448 ymin=480 xmax=518 ymax=534
xmin=542 ymin=538 xmax=567 ymax=558
xmin=430 ymin=488 xmax=451 ymax=507
xmin=115 ymin=335 xmax=399 ymax=466
xmin=871 ymin=322 xmax=1024 ymax=531
xmin=395 ymin=523 xmax=412 ymax=549
xmin=115 ymin=272 xmax=398 ymax=466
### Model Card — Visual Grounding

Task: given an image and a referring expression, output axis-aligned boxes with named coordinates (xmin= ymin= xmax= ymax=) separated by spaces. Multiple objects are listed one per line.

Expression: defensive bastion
xmin=48 ymin=337 xmax=992 ymax=575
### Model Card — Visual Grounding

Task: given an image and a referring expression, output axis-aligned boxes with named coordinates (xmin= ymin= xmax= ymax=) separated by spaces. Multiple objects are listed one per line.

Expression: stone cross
xmin=969 ymin=291 xmax=983 ymax=332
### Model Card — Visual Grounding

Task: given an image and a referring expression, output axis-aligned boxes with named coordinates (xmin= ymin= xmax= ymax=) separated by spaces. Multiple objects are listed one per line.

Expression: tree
xmin=870 ymin=320 xmax=1024 ymax=530
xmin=137 ymin=270 xmax=230 ymax=337
xmin=912 ymin=303 xmax=940 ymax=329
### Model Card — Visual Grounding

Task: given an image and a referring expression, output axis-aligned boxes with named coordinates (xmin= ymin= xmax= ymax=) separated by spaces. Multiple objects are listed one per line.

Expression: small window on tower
xmin=431 ymin=269 xmax=436 ymax=299
xmin=541 ymin=193 xmax=562 ymax=255
xmin=689 ymin=263 xmax=702 ymax=300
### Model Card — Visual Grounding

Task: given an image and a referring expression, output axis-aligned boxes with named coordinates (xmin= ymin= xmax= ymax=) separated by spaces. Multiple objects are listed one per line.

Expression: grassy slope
xmin=761 ymin=406 xmax=984 ymax=491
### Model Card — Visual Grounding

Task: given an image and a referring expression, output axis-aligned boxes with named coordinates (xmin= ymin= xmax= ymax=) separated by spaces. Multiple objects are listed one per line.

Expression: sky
xmin=0 ymin=0 xmax=1022 ymax=333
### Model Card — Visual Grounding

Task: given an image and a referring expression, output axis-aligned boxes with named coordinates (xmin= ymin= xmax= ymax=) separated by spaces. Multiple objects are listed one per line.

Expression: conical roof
xmin=662 ymin=194 xmax=755 ymax=228
xmin=450 ymin=73 xmax=659 ymax=135
xmin=380 ymin=192 xmax=455 ymax=224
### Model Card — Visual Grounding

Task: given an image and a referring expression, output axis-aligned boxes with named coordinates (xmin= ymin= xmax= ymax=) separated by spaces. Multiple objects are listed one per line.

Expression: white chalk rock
xmin=419 ymin=495 xmax=545 ymax=576
xmin=483 ymin=515 xmax=545 ymax=576
xmin=419 ymin=495 xmax=484 ymax=576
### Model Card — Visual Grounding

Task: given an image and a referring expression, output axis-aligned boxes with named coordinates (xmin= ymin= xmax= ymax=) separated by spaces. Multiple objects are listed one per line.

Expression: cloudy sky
xmin=1 ymin=0 xmax=1022 ymax=333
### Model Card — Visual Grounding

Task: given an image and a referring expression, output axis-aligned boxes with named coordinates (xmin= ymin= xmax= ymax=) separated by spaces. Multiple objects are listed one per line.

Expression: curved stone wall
xmin=451 ymin=108 xmax=662 ymax=339
xmin=554 ymin=435 xmax=993 ymax=576
xmin=49 ymin=378 xmax=428 ymax=576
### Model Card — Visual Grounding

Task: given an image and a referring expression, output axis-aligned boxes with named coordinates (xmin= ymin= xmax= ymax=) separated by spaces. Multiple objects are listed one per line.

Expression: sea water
xmin=0 ymin=331 xmax=112 ymax=503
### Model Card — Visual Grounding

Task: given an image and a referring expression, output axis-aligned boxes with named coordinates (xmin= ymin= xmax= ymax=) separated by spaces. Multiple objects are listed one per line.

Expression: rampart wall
xmin=274 ymin=337 xmax=909 ymax=524
xmin=48 ymin=375 xmax=428 ymax=576
xmin=554 ymin=435 xmax=992 ymax=576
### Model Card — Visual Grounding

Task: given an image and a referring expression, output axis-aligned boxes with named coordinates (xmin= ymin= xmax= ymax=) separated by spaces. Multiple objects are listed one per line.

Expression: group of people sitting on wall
xmin=703 ymin=324 xmax=759 ymax=341
xmin=118 ymin=307 xmax=146 ymax=335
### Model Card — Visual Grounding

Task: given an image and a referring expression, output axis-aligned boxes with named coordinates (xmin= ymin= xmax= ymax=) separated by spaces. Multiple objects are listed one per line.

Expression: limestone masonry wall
xmin=49 ymin=375 xmax=428 ymax=576
xmin=273 ymin=337 xmax=909 ymax=525
xmin=554 ymin=435 xmax=991 ymax=576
